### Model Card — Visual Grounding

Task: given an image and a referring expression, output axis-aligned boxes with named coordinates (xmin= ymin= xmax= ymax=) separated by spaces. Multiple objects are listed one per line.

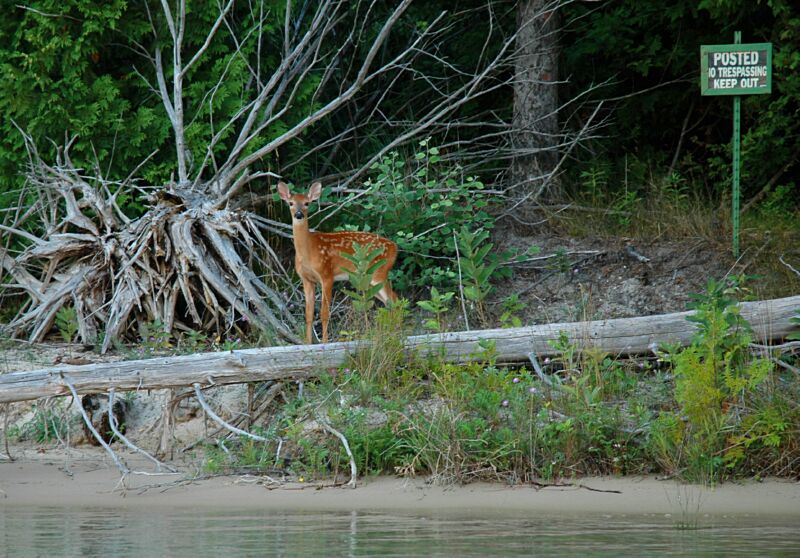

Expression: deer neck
xmin=291 ymin=218 xmax=317 ymax=259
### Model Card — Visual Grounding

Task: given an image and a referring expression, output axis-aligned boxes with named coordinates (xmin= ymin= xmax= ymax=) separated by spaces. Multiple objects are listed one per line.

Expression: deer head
xmin=278 ymin=181 xmax=321 ymax=221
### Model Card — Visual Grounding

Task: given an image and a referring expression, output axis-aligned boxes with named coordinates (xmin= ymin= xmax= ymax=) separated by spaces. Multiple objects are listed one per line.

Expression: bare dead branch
xmin=193 ymin=383 xmax=272 ymax=443
xmin=317 ymin=413 xmax=357 ymax=488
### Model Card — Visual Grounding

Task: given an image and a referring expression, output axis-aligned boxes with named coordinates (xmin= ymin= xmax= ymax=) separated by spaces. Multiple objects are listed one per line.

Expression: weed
xmin=579 ymin=164 xmax=609 ymax=206
xmin=654 ymin=276 xmax=789 ymax=482
xmin=341 ymin=242 xmax=388 ymax=319
xmin=455 ymin=226 xmax=535 ymax=328
xmin=55 ymin=306 xmax=79 ymax=345
xmin=347 ymin=300 xmax=410 ymax=387
xmin=416 ymin=287 xmax=454 ymax=332
xmin=17 ymin=401 xmax=72 ymax=444
xmin=498 ymin=294 xmax=525 ymax=328
xmin=667 ymin=484 xmax=706 ymax=530
xmin=194 ymin=275 xmax=798 ymax=484
xmin=179 ymin=329 xmax=209 ymax=352
xmin=456 ymin=226 xmax=497 ymax=326
xmin=139 ymin=320 xmax=173 ymax=355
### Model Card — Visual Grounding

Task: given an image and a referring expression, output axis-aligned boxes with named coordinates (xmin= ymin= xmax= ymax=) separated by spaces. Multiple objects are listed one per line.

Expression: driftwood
xmin=1 ymin=296 xmax=798 ymax=404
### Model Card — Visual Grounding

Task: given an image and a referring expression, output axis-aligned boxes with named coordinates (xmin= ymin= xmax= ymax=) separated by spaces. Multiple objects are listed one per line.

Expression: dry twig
xmin=317 ymin=414 xmax=357 ymax=488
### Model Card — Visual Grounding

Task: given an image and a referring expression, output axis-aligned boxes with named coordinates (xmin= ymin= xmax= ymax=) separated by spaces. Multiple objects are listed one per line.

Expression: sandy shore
xmin=1 ymin=449 xmax=798 ymax=516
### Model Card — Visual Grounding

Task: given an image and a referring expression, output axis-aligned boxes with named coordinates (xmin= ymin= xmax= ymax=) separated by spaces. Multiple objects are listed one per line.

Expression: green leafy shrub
xmin=340 ymin=141 xmax=497 ymax=293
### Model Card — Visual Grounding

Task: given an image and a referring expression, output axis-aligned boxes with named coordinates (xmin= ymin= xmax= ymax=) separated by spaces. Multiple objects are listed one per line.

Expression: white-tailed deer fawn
xmin=278 ymin=181 xmax=398 ymax=344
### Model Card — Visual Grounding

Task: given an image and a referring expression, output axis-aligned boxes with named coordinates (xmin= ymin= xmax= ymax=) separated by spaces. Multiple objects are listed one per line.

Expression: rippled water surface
xmin=2 ymin=507 xmax=799 ymax=557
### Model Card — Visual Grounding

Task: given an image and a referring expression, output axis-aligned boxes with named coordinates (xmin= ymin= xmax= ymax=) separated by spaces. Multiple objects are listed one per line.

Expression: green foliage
xmin=196 ymin=295 xmax=799 ymax=484
xmin=0 ymin=0 xmax=331 ymax=206
xmin=334 ymin=409 xmax=411 ymax=476
xmin=579 ymin=164 xmax=609 ymax=206
xmin=341 ymin=242 xmax=387 ymax=321
xmin=17 ymin=401 xmax=72 ymax=444
xmin=455 ymin=225 xmax=536 ymax=328
xmin=499 ymin=294 xmax=525 ymax=328
xmin=680 ymin=276 xmax=765 ymax=413
xmin=416 ymin=287 xmax=454 ymax=332
xmin=202 ymin=428 xmax=279 ymax=475
xmin=179 ymin=329 xmax=209 ymax=353
xmin=0 ymin=1 xmax=155 ymax=196
xmin=562 ymin=1 xmax=799 ymax=208
xmin=548 ymin=331 xmax=578 ymax=374
xmin=649 ymin=412 xmax=686 ymax=475
xmin=456 ymin=226 xmax=496 ymax=327
xmin=55 ymin=306 xmax=79 ymax=344
xmin=349 ymin=299 xmax=411 ymax=386
xmin=724 ymin=406 xmax=788 ymax=469
xmin=342 ymin=141 xmax=497 ymax=293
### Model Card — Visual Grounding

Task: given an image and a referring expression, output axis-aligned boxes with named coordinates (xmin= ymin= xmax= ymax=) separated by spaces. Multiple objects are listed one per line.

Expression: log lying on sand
xmin=1 ymin=296 xmax=798 ymax=404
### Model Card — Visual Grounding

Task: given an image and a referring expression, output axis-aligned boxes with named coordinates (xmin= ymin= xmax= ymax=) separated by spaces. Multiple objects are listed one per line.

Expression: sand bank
xmin=1 ymin=450 xmax=798 ymax=516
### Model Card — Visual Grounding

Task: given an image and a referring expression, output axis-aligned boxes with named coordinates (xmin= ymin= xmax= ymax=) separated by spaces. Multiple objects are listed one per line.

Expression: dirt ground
xmin=491 ymin=230 xmax=733 ymax=326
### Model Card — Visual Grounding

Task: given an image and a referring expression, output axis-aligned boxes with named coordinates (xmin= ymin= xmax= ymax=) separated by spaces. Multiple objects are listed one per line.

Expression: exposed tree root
xmin=0 ymin=136 xmax=300 ymax=352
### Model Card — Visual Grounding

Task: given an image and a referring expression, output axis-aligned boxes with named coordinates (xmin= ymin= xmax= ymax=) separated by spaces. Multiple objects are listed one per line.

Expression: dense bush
xmin=329 ymin=141 xmax=513 ymax=294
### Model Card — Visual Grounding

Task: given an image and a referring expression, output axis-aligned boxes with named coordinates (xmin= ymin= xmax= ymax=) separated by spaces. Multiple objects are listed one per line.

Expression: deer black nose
xmin=294 ymin=210 xmax=304 ymax=220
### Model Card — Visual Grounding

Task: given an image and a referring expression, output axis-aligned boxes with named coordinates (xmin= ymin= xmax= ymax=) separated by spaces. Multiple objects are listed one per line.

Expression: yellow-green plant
xmin=668 ymin=277 xmax=774 ymax=480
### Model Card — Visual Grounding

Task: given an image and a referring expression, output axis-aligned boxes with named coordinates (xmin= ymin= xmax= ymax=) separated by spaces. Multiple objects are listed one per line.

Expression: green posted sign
xmin=701 ymin=43 xmax=772 ymax=96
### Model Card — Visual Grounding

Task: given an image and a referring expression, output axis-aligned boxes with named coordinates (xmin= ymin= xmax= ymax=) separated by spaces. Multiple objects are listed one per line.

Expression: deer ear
xmin=277 ymin=181 xmax=291 ymax=202
xmin=307 ymin=182 xmax=322 ymax=202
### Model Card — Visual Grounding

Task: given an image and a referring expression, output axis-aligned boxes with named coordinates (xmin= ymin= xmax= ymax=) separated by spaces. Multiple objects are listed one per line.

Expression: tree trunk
xmin=512 ymin=0 xmax=561 ymax=206
xmin=2 ymin=295 xmax=797 ymax=404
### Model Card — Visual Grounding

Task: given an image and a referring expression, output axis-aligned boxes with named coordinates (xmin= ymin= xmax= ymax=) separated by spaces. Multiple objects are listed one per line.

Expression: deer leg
xmin=302 ymin=278 xmax=316 ymax=344
xmin=372 ymin=280 xmax=397 ymax=305
xmin=383 ymin=283 xmax=398 ymax=303
xmin=372 ymin=266 xmax=398 ymax=305
xmin=320 ymin=277 xmax=334 ymax=343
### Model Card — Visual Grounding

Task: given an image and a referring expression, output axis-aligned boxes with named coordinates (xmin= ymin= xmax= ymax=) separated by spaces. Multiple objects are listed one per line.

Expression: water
xmin=1 ymin=507 xmax=798 ymax=557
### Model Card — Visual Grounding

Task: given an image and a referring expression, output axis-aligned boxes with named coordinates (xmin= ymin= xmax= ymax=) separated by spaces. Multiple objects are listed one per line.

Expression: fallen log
xmin=1 ymin=295 xmax=798 ymax=404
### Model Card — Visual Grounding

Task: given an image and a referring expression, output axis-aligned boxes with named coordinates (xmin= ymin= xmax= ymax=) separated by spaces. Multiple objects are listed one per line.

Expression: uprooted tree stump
xmin=0 ymin=138 xmax=300 ymax=353
xmin=2 ymin=295 xmax=797 ymax=404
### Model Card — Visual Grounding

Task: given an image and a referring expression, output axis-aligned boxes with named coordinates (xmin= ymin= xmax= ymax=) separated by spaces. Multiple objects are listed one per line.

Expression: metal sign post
xmin=732 ymin=31 xmax=741 ymax=258
xmin=701 ymin=34 xmax=772 ymax=257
